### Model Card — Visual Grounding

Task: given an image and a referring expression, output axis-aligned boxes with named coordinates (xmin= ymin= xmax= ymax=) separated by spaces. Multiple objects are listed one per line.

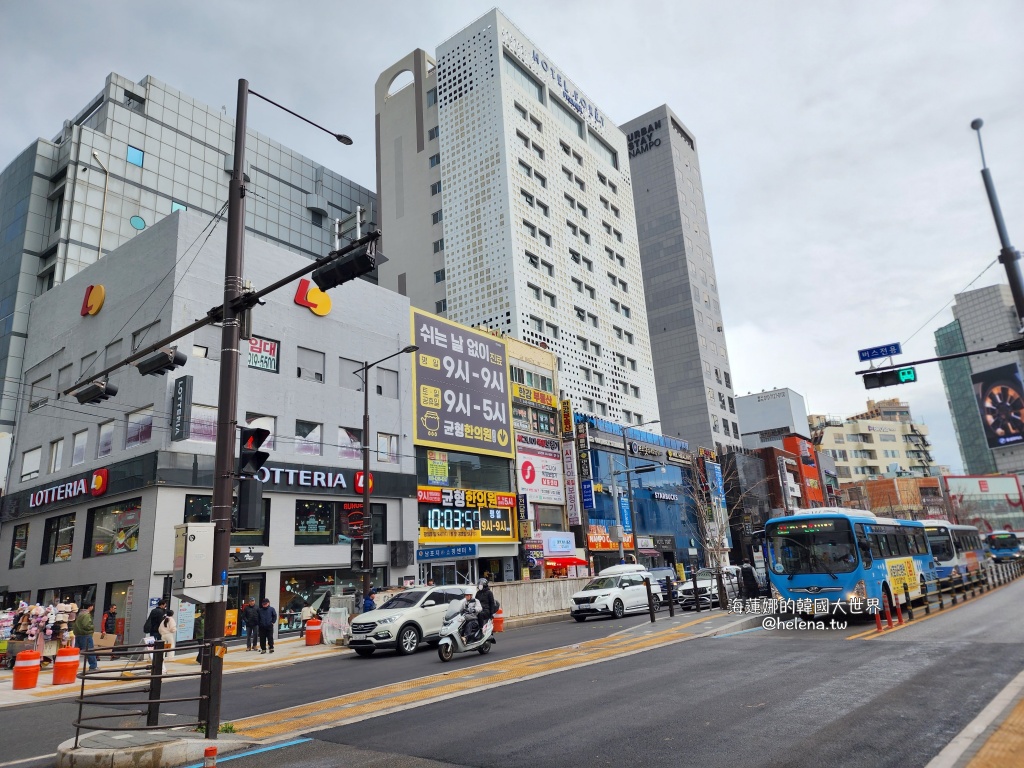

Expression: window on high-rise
xmin=426 ymin=88 xmax=437 ymax=106
xmin=127 ymin=146 xmax=144 ymax=167
xmin=430 ymin=180 xmax=442 ymax=196
xmin=503 ymin=52 xmax=544 ymax=102
xmin=429 ymin=154 xmax=441 ymax=168
xmin=428 ymin=125 xmax=439 ymax=141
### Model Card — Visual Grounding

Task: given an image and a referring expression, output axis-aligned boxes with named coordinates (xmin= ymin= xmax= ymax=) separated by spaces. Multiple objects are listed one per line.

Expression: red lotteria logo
xmin=354 ymin=471 xmax=374 ymax=495
xmin=81 ymin=284 xmax=105 ymax=316
xmin=294 ymin=279 xmax=331 ymax=316
xmin=90 ymin=468 xmax=109 ymax=496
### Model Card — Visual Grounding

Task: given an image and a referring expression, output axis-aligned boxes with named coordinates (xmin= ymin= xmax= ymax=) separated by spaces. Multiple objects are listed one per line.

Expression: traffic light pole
xmin=202 ymin=78 xmax=250 ymax=738
xmin=362 ymin=360 xmax=372 ymax=597
xmin=854 ymin=337 xmax=1024 ymax=376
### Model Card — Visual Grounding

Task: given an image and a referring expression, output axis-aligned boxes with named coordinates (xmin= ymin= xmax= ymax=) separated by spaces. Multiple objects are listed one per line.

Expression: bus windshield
xmin=765 ymin=518 xmax=858 ymax=576
xmin=989 ymin=533 xmax=1019 ymax=549
xmin=925 ymin=528 xmax=954 ymax=561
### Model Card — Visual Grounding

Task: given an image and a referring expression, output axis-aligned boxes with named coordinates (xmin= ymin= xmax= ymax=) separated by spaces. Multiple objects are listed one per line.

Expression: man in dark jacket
xmin=100 ymin=604 xmax=117 ymax=641
xmin=146 ymin=600 xmax=168 ymax=642
xmin=474 ymin=578 xmax=498 ymax=642
xmin=741 ymin=560 xmax=761 ymax=605
xmin=257 ymin=598 xmax=277 ymax=654
xmin=242 ymin=597 xmax=260 ymax=651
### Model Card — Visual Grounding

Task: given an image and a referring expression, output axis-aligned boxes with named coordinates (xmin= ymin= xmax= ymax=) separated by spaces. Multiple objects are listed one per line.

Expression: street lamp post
xmin=202 ymin=79 xmax=353 ymax=738
xmin=357 ymin=346 xmax=418 ymax=598
xmin=617 ymin=419 xmax=659 ymax=563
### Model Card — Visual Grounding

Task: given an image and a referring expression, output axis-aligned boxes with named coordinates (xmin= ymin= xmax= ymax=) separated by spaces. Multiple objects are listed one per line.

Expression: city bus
xmin=764 ymin=508 xmax=937 ymax=616
xmin=985 ymin=531 xmax=1023 ymax=563
xmin=923 ymin=520 xmax=984 ymax=578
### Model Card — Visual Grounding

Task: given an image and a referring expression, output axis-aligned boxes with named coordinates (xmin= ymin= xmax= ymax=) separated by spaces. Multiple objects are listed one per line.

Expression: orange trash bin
xmin=304 ymin=618 xmax=322 ymax=646
xmin=13 ymin=650 xmax=42 ymax=690
xmin=492 ymin=608 xmax=504 ymax=633
xmin=52 ymin=647 xmax=81 ymax=685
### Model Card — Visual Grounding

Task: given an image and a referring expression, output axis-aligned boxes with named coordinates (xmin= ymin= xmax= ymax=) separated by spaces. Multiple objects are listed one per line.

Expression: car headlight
xmin=376 ymin=616 xmax=398 ymax=625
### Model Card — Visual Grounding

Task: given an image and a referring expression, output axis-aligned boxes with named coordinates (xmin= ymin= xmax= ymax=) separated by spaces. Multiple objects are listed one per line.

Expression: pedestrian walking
xmin=73 ymin=602 xmax=99 ymax=671
xmin=741 ymin=560 xmax=760 ymax=606
xmin=159 ymin=610 xmax=177 ymax=660
xmin=362 ymin=589 xmax=376 ymax=614
xmin=242 ymin=597 xmax=260 ymax=651
xmin=145 ymin=599 xmax=168 ymax=642
xmin=193 ymin=608 xmax=205 ymax=665
xmin=100 ymin=604 xmax=117 ymax=642
xmin=257 ymin=598 xmax=277 ymax=654
xmin=299 ymin=603 xmax=313 ymax=637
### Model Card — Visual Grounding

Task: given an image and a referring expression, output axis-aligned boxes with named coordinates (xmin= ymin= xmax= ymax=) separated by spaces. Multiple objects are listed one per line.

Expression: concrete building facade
xmin=0 ymin=72 xmax=375 ymax=481
xmin=375 ymin=9 xmax=661 ymax=430
xmin=0 ymin=212 xmax=417 ymax=640
xmin=623 ymin=105 xmax=740 ymax=456
xmin=735 ymin=388 xmax=810 ymax=450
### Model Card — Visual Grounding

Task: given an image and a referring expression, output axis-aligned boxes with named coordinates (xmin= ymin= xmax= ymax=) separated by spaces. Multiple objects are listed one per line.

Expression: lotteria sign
xmin=30 ymin=469 xmax=108 ymax=509
xmin=254 ymin=466 xmax=351 ymax=489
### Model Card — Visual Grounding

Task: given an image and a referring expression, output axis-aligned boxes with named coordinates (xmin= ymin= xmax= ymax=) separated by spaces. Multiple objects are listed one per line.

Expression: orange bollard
xmin=874 ymin=609 xmax=884 ymax=632
xmin=304 ymin=618 xmax=322 ymax=646
xmin=13 ymin=650 xmax=41 ymax=690
xmin=203 ymin=745 xmax=217 ymax=767
xmin=883 ymin=599 xmax=893 ymax=629
xmin=52 ymin=647 xmax=80 ymax=685
xmin=893 ymin=596 xmax=904 ymax=625
xmin=492 ymin=608 xmax=504 ymax=633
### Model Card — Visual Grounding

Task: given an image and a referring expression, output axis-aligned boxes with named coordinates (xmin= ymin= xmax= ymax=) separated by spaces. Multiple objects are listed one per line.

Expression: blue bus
xmin=923 ymin=520 xmax=984 ymax=578
xmin=985 ymin=531 xmax=1022 ymax=563
xmin=764 ymin=508 xmax=937 ymax=616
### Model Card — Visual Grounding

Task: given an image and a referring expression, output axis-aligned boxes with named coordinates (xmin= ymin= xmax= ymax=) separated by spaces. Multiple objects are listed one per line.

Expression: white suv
xmin=570 ymin=570 xmax=663 ymax=621
xmin=679 ymin=566 xmax=741 ymax=610
xmin=349 ymin=586 xmax=466 ymax=656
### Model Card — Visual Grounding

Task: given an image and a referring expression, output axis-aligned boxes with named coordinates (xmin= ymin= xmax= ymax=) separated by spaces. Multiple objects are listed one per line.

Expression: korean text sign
xmin=411 ymin=309 xmax=514 ymax=458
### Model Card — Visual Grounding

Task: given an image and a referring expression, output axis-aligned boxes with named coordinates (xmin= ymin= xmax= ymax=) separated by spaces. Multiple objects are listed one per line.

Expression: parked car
xmin=349 ymin=586 xmax=466 ymax=656
xmin=646 ymin=566 xmax=681 ymax=603
xmin=570 ymin=570 xmax=663 ymax=621
xmin=679 ymin=566 xmax=741 ymax=610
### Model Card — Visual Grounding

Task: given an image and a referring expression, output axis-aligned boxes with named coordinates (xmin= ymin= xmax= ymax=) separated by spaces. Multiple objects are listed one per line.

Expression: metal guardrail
xmin=71 ymin=639 xmax=221 ymax=747
xmin=917 ymin=561 xmax=1022 ymax=616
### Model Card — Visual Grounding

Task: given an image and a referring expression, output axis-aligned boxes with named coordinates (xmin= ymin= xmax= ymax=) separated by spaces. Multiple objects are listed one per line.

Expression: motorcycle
xmin=437 ymin=604 xmax=496 ymax=662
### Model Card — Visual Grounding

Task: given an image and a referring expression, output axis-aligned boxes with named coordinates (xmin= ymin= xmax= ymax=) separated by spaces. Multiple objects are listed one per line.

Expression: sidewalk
xmin=0 ymin=634 xmax=343 ymax=708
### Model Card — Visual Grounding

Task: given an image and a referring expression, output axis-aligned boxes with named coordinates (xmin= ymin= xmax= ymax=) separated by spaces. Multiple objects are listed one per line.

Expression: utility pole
xmin=971 ymin=119 xmax=1024 ymax=330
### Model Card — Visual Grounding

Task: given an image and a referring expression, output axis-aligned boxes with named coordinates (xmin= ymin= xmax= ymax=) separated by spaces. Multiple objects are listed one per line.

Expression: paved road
xmin=0 ymin=609 xmax=664 ymax=766
xmin=226 ymin=579 xmax=1024 ymax=768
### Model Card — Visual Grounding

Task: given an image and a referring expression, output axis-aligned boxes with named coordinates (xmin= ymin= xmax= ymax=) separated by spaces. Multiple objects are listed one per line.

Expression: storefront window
xmin=41 ymin=513 xmax=75 ymax=564
xmin=85 ymin=498 xmax=142 ymax=557
xmin=37 ymin=584 xmax=96 ymax=607
xmin=279 ymin=567 xmax=385 ymax=631
xmin=185 ymin=494 xmax=269 ymax=546
xmin=415 ymin=447 xmax=512 ymax=491
xmin=294 ymin=500 xmax=386 ymax=545
xmin=9 ymin=523 xmax=28 ymax=569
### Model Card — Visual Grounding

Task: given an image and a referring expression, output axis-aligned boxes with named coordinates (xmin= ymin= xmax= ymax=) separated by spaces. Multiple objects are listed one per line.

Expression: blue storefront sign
xmin=416 ymin=544 xmax=478 ymax=561
xmin=581 ymin=479 xmax=595 ymax=510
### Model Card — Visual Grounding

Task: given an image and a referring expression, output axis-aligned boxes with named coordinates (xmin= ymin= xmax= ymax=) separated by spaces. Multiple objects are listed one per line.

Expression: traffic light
xmin=74 ymin=380 xmax=118 ymax=404
xmin=238 ymin=427 xmax=270 ymax=477
xmin=137 ymin=347 xmax=187 ymax=376
xmin=311 ymin=242 xmax=376 ymax=291
xmin=350 ymin=537 xmax=365 ymax=573
xmin=236 ymin=477 xmax=264 ymax=530
xmin=863 ymin=367 xmax=918 ymax=389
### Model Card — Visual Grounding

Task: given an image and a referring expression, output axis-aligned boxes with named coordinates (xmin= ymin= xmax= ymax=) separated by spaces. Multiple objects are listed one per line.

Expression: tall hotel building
xmin=375 ymin=9 xmax=660 ymax=427
xmin=623 ymin=106 xmax=740 ymax=454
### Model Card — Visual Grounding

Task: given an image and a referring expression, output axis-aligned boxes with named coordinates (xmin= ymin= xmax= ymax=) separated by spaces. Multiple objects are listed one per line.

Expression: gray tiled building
xmin=936 ymin=284 xmax=1022 ymax=475
xmin=0 ymin=211 xmax=417 ymax=641
xmin=623 ymin=106 xmax=740 ymax=455
xmin=0 ymin=72 xmax=375 ymax=478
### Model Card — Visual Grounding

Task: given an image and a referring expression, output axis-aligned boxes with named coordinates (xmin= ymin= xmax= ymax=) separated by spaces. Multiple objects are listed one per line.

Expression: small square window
xmin=429 ymin=153 xmax=440 ymax=168
xmin=435 ymin=299 xmax=447 ymax=313
xmin=171 ymin=201 xmax=187 ymax=213
xmin=127 ymin=146 xmax=144 ymax=167
xmin=428 ymin=126 xmax=440 ymax=141
xmin=434 ymin=268 xmax=446 ymax=283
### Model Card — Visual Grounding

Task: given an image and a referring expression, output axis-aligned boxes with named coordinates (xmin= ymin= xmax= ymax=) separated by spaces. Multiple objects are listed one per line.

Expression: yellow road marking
xmin=233 ymin=613 xmax=723 ymax=740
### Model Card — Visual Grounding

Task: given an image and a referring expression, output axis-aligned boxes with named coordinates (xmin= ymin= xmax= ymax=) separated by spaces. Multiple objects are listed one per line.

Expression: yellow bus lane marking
xmin=847 ymin=577 xmax=1021 ymax=641
xmin=233 ymin=613 xmax=726 ymax=740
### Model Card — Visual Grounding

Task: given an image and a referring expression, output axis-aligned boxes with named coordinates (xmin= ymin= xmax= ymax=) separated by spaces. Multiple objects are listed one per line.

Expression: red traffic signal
xmin=238 ymin=427 xmax=271 ymax=477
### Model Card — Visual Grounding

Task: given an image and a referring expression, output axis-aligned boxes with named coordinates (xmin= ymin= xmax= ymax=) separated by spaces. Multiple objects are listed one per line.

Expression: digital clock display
xmin=424 ymin=507 xmax=481 ymax=531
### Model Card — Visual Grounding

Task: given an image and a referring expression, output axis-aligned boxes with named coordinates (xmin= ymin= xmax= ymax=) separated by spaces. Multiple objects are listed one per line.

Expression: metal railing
xmin=71 ymin=639 xmax=220 ymax=747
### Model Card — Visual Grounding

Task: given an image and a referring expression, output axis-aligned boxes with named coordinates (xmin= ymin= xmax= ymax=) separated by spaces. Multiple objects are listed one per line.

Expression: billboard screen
xmin=972 ymin=363 xmax=1024 ymax=449
xmin=411 ymin=309 xmax=514 ymax=458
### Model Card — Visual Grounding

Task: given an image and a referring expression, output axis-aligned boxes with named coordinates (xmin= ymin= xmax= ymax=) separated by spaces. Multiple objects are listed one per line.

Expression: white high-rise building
xmin=375 ymin=9 xmax=660 ymax=426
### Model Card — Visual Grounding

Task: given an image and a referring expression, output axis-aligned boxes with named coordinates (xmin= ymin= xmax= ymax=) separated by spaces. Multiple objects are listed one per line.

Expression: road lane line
xmin=178 ymin=738 xmax=313 ymax=768
xmin=925 ymin=667 xmax=1024 ymax=768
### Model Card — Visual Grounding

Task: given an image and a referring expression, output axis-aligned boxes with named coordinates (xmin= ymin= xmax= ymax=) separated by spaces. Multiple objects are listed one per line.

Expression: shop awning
xmin=544 ymin=557 xmax=589 ymax=567
xmin=639 ymin=549 xmax=662 ymax=556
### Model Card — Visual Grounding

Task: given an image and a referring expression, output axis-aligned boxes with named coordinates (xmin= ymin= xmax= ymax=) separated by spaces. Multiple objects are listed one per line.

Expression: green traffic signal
xmin=863 ymin=366 xmax=918 ymax=389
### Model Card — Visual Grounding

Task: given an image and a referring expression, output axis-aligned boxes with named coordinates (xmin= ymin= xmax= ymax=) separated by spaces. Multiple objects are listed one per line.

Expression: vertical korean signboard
xmin=411 ymin=309 xmax=514 ymax=459
xmin=170 ymin=375 xmax=193 ymax=442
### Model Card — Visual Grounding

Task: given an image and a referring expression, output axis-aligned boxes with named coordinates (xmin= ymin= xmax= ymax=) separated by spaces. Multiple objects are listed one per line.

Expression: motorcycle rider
xmin=459 ymin=587 xmax=482 ymax=644
xmin=475 ymin=577 xmax=497 ymax=641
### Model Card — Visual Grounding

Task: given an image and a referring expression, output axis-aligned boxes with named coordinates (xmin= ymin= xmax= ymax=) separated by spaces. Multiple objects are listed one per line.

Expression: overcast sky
xmin=3 ymin=1 xmax=1023 ymax=472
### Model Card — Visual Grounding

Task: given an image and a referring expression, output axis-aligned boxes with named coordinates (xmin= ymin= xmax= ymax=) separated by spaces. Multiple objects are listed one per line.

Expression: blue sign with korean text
xmin=581 ymin=479 xmax=595 ymax=510
xmin=416 ymin=544 xmax=478 ymax=561
xmin=618 ymin=495 xmax=633 ymax=534
xmin=858 ymin=343 xmax=902 ymax=362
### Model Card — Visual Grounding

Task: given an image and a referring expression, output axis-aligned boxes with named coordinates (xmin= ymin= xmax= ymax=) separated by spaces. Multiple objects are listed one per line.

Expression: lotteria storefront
xmin=0 ymin=451 xmax=418 ymax=642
